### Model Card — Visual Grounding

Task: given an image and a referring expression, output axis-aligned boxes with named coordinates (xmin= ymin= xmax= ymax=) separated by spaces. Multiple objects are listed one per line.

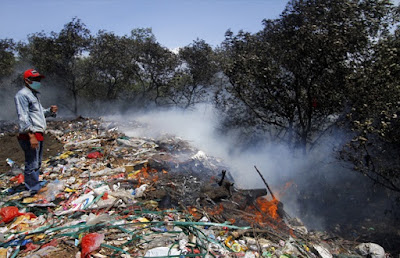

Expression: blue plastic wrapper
xmin=3 ymin=238 xmax=32 ymax=247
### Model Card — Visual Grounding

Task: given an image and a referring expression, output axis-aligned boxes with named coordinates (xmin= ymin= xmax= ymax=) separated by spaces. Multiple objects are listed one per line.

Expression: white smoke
xmin=103 ymin=103 xmax=381 ymax=231
xmin=105 ymin=103 xmax=339 ymax=188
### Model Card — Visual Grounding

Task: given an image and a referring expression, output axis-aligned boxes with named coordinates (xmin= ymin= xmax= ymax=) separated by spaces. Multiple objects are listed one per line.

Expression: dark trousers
xmin=18 ymin=139 xmax=43 ymax=192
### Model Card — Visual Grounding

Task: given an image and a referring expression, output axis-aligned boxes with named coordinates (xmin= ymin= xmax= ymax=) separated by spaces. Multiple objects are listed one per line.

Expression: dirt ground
xmin=0 ymin=133 xmax=64 ymax=172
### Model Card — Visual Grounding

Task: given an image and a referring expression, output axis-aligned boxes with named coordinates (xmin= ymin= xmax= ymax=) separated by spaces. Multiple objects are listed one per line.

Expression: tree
xmin=127 ymin=28 xmax=179 ymax=106
xmin=340 ymin=23 xmax=400 ymax=192
xmin=168 ymin=39 xmax=219 ymax=108
xmin=52 ymin=18 xmax=92 ymax=115
xmin=217 ymin=0 xmax=393 ymax=153
xmin=0 ymin=39 xmax=15 ymax=82
xmin=18 ymin=18 xmax=92 ymax=115
xmin=88 ymin=31 xmax=138 ymax=100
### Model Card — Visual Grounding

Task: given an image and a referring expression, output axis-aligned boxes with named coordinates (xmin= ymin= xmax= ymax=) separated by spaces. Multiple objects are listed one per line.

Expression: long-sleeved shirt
xmin=14 ymin=86 xmax=56 ymax=133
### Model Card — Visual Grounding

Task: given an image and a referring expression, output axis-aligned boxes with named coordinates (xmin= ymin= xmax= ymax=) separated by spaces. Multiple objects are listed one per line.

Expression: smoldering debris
xmin=0 ymin=117 xmax=391 ymax=257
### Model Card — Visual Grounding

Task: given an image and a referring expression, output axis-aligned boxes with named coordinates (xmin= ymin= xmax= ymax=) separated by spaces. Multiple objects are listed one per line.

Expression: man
xmin=14 ymin=69 xmax=58 ymax=195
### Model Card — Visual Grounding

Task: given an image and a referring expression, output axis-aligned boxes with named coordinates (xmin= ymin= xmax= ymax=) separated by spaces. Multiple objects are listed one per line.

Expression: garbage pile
xmin=0 ymin=118 xmax=390 ymax=257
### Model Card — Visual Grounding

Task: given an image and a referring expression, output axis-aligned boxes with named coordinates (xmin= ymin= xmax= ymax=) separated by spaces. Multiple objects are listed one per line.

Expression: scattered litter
xmin=81 ymin=233 xmax=105 ymax=258
xmin=0 ymin=118 xmax=390 ymax=257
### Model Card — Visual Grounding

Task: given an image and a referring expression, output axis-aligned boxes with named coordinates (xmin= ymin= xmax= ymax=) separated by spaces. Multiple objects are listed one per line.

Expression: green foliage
xmin=166 ymin=39 xmax=219 ymax=108
xmin=217 ymin=0 xmax=393 ymax=153
xmin=85 ymin=28 xmax=185 ymax=107
xmin=130 ymin=28 xmax=156 ymax=43
xmin=2 ymin=1 xmax=399 ymax=191
xmin=0 ymin=39 xmax=15 ymax=80
xmin=341 ymin=25 xmax=400 ymax=192
xmin=14 ymin=19 xmax=219 ymax=112
xmin=88 ymin=31 xmax=136 ymax=100
xmin=18 ymin=17 xmax=91 ymax=114
xmin=132 ymin=32 xmax=179 ymax=105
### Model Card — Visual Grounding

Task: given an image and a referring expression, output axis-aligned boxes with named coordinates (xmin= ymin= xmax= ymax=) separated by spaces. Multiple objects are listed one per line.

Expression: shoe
xmin=7 ymin=184 xmax=26 ymax=195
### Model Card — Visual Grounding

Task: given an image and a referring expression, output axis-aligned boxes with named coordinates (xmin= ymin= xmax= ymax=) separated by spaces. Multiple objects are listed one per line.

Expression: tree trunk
xmin=73 ymin=89 xmax=78 ymax=116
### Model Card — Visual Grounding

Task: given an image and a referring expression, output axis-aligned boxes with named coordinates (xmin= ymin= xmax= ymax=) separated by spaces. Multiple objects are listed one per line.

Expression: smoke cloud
xmin=2 ymin=87 xmax=395 ymax=233
xmin=103 ymin=103 xmax=385 ymax=231
xmin=0 ymin=70 xmax=76 ymax=121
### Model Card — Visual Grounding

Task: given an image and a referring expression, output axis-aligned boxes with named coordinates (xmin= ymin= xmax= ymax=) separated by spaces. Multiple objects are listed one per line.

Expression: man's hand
xmin=28 ymin=133 xmax=39 ymax=149
xmin=50 ymin=105 xmax=58 ymax=113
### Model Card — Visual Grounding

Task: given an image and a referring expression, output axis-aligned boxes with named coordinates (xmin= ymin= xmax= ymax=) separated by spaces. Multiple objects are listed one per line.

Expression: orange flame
xmin=187 ymin=207 xmax=202 ymax=220
xmin=152 ymin=175 xmax=159 ymax=182
xmin=207 ymin=204 xmax=224 ymax=216
xmin=244 ymin=195 xmax=282 ymax=227
xmin=279 ymin=181 xmax=295 ymax=197
xmin=141 ymin=167 xmax=150 ymax=178
xmin=255 ymin=196 xmax=280 ymax=220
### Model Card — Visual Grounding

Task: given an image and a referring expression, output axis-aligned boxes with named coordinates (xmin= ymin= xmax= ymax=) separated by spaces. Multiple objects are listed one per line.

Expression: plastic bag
xmin=41 ymin=180 xmax=65 ymax=202
xmin=10 ymin=174 xmax=24 ymax=184
xmin=313 ymin=244 xmax=333 ymax=258
xmin=86 ymin=213 xmax=111 ymax=226
xmin=356 ymin=243 xmax=385 ymax=258
xmin=81 ymin=233 xmax=104 ymax=258
xmin=0 ymin=206 xmax=23 ymax=224
xmin=144 ymin=246 xmax=181 ymax=257
xmin=134 ymin=184 xmax=148 ymax=198
xmin=71 ymin=192 xmax=95 ymax=210
xmin=87 ymin=151 xmax=103 ymax=159
xmin=24 ymin=242 xmax=40 ymax=252
xmin=6 ymin=158 xmax=24 ymax=176
xmin=40 ymin=239 xmax=58 ymax=249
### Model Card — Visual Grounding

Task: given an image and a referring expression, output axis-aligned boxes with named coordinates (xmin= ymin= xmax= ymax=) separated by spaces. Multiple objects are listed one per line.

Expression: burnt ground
xmin=0 ymin=133 xmax=64 ymax=172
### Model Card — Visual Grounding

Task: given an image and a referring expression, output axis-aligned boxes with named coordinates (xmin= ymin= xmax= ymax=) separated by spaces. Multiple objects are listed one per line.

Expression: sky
xmin=0 ymin=0 xmax=289 ymax=50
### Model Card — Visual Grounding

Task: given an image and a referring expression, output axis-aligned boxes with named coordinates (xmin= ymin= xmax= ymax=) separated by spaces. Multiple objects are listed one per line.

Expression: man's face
xmin=25 ymin=76 xmax=43 ymax=91
xmin=26 ymin=77 xmax=41 ymax=84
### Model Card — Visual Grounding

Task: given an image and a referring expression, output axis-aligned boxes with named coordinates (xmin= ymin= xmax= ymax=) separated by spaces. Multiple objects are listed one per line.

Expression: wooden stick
xmin=254 ymin=166 xmax=276 ymax=199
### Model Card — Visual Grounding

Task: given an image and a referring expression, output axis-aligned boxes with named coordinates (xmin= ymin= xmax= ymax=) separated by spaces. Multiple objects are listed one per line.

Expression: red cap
xmin=23 ymin=69 xmax=45 ymax=79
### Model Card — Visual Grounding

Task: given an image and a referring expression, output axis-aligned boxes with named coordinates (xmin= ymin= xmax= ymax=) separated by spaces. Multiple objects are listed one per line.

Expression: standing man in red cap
xmin=14 ymin=69 xmax=58 ymax=195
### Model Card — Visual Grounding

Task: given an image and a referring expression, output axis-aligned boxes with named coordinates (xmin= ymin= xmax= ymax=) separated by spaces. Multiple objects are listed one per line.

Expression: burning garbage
xmin=0 ymin=118 xmax=390 ymax=257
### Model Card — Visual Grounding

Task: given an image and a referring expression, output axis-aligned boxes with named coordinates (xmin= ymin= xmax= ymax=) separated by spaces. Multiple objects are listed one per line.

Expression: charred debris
xmin=0 ymin=117 xmax=389 ymax=257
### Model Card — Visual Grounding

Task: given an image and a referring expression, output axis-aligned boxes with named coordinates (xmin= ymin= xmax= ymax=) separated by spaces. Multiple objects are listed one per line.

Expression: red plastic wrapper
xmin=81 ymin=233 xmax=104 ymax=258
xmin=110 ymin=173 xmax=125 ymax=179
xmin=40 ymin=239 xmax=58 ymax=249
xmin=87 ymin=151 xmax=103 ymax=159
xmin=0 ymin=207 xmax=36 ymax=224
xmin=10 ymin=174 xmax=24 ymax=184
xmin=101 ymin=192 xmax=108 ymax=200
xmin=0 ymin=206 xmax=24 ymax=223
xmin=24 ymin=242 xmax=40 ymax=252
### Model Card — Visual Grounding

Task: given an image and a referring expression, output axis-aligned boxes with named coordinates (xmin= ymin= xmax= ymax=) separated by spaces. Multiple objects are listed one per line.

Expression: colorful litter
xmin=0 ymin=118 xmax=389 ymax=257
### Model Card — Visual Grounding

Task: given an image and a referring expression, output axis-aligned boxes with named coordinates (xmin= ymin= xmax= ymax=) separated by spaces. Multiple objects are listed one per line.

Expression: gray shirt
xmin=14 ymin=86 xmax=55 ymax=133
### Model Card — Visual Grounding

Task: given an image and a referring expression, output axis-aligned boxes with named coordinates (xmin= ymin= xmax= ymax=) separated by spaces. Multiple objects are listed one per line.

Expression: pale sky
xmin=0 ymin=0 xmax=288 ymax=49
xmin=1 ymin=0 xmax=398 ymax=50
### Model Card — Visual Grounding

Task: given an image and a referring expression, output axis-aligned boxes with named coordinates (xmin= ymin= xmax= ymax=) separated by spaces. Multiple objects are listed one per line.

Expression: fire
xmin=131 ymin=166 xmax=159 ymax=184
xmin=246 ymin=181 xmax=294 ymax=224
xmin=207 ymin=203 xmax=224 ymax=216
xmin=279 ymin=181 xmax=295 ymax=197
xmin=244 ymin=195 xmax=282 ymax=227
xmin=255 ymin=195 xmax=280 ymax=220
xmin=152 ymin=175 xmax=159 ymax=182
xmin=187 ymin=207 xmax=202 ymax=220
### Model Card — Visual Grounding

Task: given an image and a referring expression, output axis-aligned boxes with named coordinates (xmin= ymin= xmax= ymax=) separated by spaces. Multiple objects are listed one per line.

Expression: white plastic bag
xmin=144 ymin=246 xmax=181 ymax=257
xmin=356 ymin=243 xmax=385 ymax=258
